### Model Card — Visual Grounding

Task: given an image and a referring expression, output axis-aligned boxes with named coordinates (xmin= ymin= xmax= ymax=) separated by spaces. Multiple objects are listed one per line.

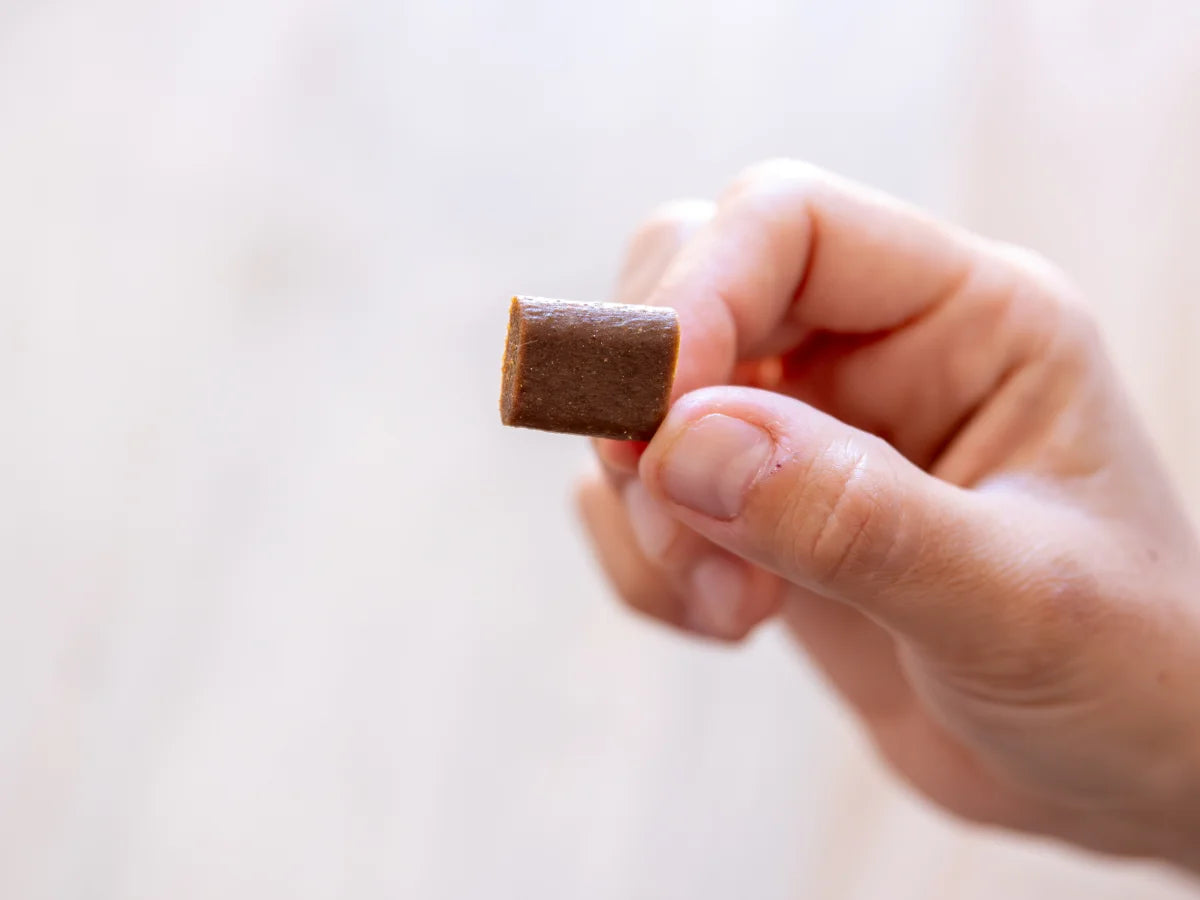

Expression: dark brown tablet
xmin=500 ymin=296 xmax=680 ymax=440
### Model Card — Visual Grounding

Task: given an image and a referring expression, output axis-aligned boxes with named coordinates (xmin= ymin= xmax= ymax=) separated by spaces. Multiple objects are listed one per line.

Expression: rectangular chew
xmin=500 ymin=296 xmax=680 ymax=440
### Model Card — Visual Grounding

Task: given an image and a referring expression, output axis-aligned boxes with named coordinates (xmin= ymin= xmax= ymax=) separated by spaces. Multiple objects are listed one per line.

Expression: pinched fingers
xmin=575 ymin=470 xmax=780 ymax=641
xmin=594 ymin=199 xmax=716 ymax=479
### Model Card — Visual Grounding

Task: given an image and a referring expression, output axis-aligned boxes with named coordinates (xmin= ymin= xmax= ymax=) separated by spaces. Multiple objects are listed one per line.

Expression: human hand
xmin=576 ymin=161 xmax=1200 ymax=870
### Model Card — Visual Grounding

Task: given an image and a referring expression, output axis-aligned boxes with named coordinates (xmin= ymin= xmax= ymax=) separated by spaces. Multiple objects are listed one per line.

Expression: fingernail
xmin=659 ymin=414 xmax=773 ymax=519
xmin=687 ymin=556 xmax=746 ymax=638
xmin=623 ymin=480 xmax=678 ymax=560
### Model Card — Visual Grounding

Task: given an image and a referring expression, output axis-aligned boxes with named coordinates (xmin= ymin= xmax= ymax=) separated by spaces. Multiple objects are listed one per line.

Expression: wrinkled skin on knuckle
xmin=776 ymin=439 xmax=901 ymax=586
xmin=996 ymin=245 xmax=1083 ymax=309
xmin=1046 ymin=301 xmax=1104 ymax=380
xmin=620 ymin=215 xmax=681 ymax=281
xmin=990 ymin=242 xmax=1101 ymax=364
xmin=630 ymin=199 xmax=702 ymax=244
xmin=724 ymin=157 xmax=824 ymax=207
xmin=619 ymin=198 xmax=712 ymax=286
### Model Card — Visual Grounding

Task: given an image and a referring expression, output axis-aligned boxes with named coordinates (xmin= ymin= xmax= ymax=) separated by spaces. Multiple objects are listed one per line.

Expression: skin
xmin=575 ymin=161 xmax=1200 ymax=872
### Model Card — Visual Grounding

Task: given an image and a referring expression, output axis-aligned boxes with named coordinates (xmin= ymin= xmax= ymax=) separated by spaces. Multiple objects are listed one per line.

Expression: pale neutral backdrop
xmin=1 ymin=1 xmax=1198 ymax=898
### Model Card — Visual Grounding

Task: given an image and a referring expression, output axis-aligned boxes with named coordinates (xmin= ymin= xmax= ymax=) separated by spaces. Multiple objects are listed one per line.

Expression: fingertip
xmin=685 ymin=553 xmax=783 ymax=642
xmin=617 ymin=198 xmax=716 ymax=307
xmin=621 ymin=478 xmax=680 ymax=562
xmin=634 ymin=198 xmax=718 ymax=239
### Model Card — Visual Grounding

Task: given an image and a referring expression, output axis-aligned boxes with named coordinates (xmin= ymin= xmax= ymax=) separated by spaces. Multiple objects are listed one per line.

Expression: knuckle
xmin=643 ymin=198 xmax=715 ymax=230
xmin=627 ymin=198 xmax=713 ymax=252
xmin=998 ymin=245 xmax=1077 ymax=299
xmin=993 ymin=243 xmax=1094 ymax=324
xmin=724 ymin=157 xmax=825 ymax=205
xmin=809 ymin=466 xmax=880 ymax=582
xmin=986 ymin=242 xmax=1102 ymax=365
xmin=618 ymin=199 xmax=715 ymax=300
xmin=779 ymin=440 xmax=898 ymax=585
xmin=619 ymin=576 xmax=673 ymax=619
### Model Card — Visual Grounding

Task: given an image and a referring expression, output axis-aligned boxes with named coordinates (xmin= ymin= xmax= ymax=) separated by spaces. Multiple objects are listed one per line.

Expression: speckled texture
xmin=500 ymin=296 xmax=679 ymax=440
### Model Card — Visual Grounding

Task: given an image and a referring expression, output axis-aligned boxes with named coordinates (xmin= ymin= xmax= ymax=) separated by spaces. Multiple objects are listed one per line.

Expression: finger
xmin=649 ymin=159 xmax=1019 ymax=401
xmin=575 ymin=473 xmax=684 ymax=626
xmin=639 ymin=386 xmax=1046 ymax=655
xmin=615 ymin=198 xmax=718 ymax=305
xmin=594 ymin=199 xmax=716 ymax=479
xmin=622 ymin=478 xmax=783 ymax=639
xmin=593 ymin=358 xmax=783 ymax=483
xmin=775 ymin=244 xmax=1083 ymax=469
xmin=576 ymin=473 xmax=780 ymax=640
xmin=625 ymin=468 xmax=915 ymax=715
xmin=621 ymin=474 xmax=923 ymax=744
xmin=625 ymin=463 xmax=915 ymax=692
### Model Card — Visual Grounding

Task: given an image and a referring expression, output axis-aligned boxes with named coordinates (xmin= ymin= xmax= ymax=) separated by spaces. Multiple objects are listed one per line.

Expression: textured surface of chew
xmin=500 ymin=296 xmax=680 ymax=440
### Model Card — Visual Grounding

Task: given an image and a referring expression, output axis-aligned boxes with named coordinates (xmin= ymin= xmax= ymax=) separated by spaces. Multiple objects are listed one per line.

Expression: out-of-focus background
xmin=2 ymin=1 xmax=1199 ymax=897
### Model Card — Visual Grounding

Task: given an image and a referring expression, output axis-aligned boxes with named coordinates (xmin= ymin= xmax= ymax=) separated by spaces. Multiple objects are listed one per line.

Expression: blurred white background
xmin=1 ymin=1 xmax=1198 ymax=897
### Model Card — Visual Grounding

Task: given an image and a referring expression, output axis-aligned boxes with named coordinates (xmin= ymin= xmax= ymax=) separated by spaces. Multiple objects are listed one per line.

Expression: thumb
xmin=639 ymin=386 xmax=1036 ymax=649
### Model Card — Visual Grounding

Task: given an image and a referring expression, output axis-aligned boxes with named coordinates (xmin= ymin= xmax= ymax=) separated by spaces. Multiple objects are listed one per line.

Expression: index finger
xmin=650 ymin=160 xmax=979 ymax=397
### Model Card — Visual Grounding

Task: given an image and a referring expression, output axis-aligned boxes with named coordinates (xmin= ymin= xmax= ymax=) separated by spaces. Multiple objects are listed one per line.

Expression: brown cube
xmin=500 ymin=296 xmax=680 ymax=440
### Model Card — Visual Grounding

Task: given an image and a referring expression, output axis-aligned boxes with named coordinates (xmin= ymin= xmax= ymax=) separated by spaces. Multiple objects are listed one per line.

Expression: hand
xmin=575 ymin=161 xmax=1200 ymax=870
